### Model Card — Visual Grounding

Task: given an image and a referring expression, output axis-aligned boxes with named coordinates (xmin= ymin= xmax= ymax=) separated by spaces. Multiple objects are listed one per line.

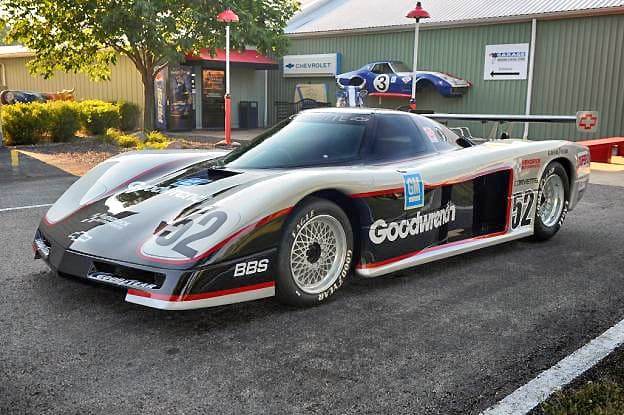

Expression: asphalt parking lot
xmin=2 ymin=152 xmax=624 ymax=414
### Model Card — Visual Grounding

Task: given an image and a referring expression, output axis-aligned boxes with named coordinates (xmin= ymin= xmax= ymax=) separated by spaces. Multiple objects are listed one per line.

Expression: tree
xmin=0 ymin=0 xmax=299 ymax=130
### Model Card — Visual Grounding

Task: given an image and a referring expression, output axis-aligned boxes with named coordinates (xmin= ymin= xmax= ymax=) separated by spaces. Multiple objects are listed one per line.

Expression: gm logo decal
xmin=403 ymin=172 xmax=424 ymax=210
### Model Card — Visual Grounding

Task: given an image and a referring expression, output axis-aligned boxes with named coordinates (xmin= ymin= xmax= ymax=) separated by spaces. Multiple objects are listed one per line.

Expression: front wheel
xmin=533 ymin=161 xmax=570 ymax=240
xmin=275 ymin=198 xmax=354 ymax=307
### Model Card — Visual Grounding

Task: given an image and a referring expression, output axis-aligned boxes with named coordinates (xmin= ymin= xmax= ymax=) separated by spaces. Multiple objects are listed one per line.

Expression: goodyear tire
xmin=533 ymin=161 xmax=570 ymax=240
xmin=275 ymin=197 xmax=354 ymax=307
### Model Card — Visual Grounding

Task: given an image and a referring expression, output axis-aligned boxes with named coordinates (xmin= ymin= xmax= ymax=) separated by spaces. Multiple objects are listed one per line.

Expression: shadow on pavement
xmin=0 ymin=147 xmax=76 ymax=184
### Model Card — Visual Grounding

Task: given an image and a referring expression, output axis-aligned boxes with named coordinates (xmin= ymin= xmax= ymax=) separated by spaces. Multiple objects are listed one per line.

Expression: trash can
xmin=239 ymin=101 xmax=258 ymax=129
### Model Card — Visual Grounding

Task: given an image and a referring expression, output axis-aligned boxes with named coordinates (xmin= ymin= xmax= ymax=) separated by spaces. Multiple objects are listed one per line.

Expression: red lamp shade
xmin=406 ymin=2 xmax=430 ymax=20
xmin=217 ymin=8 xmax=239 ymax=23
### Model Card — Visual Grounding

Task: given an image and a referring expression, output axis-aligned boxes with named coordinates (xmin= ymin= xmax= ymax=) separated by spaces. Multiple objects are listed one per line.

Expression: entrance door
xmin=202 ymin=70 xmax=225 ymax=129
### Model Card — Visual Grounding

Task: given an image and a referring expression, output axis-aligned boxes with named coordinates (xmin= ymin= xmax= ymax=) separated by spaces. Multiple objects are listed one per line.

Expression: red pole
xmin=225 ymin=94 xmax=232 ymax=145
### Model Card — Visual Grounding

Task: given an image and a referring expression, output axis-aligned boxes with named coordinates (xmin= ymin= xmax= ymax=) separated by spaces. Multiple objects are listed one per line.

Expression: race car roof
xmin=287 ymin=0 xmax=624 ymax=35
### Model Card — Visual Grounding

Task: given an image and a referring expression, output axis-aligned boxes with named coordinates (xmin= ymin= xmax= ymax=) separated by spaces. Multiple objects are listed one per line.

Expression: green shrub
xmin=145 ymin=131 xmax=169 ymax=144
xmin=1 ymin=102 xmax=49 ymax=145
xmin=105 ymin=127 xmax=123 ymax=140
xmin=143 ymin=140 xmax=170 ymax=149
xmin=47 ymin=101 xmax=81 ymax=142
xmin=141 ymin=130 xmax=171 ymax=149
xmin=117 ymin=100 xmax=141 ymax=132
xmin=116 ymin=134 xmax=142 ymax=148
xmin=79 ymin=100 xmax=120 ymax=135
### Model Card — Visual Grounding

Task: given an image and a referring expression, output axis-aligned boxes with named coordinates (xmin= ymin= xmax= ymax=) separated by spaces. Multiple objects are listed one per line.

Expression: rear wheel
xmin=275 ymin=198 xmax=354 ymax=307
xmin=533 ymin=161 xmax=570 ymax=240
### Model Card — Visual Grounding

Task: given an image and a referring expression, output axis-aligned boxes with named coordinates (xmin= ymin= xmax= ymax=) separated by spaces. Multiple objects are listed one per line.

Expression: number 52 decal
xmin=511 ymin=190 xmax=535 ymax=229
xmin=153 ymin=211 xmax=228 ymax=258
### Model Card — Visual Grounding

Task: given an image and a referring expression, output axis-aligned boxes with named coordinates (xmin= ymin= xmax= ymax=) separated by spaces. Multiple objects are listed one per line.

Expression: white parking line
xmin=481 ymin=318 xmax=624 ymax=414
xmin=0 ymin=203 xmax=52 ymax=213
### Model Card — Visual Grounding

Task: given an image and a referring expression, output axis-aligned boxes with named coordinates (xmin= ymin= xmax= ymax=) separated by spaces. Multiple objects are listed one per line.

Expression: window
xmin=389 ymin=62 xmax=412 ymax=73
xmin=222 ymin=112 xmax=370 ymax=169
xmin=415 ymin=116 xmax=462 ymax=152
xmin=371 ymin=63 xmax=393 ymax=74
xmin=369 ymin=115 xmax=433 ymax=161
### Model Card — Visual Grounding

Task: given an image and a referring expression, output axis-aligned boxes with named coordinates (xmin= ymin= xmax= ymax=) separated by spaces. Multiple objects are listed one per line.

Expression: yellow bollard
xmin=10 ymin=149 xmax=19 ymax=167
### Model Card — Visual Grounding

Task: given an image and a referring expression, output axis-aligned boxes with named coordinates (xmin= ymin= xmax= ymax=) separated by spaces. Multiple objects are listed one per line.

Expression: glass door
xmin=167 ymin=66 xmax=195 ymax=131
xmin=202 ymin=70 xmax=225 ymax=129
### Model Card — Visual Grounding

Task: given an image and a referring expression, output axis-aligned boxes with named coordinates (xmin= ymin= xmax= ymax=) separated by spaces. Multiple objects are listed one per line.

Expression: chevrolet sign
xmin=282 ymin=53 xmax=340 ymax=78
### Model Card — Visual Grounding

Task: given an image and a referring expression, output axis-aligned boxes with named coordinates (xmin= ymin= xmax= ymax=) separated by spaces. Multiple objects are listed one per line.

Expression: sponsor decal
xmin=403 ymin=172 xmax=425 ymax=210
xmin=423 ymin=127 xmax=437 ymax=141
xmin=521 ymin=158 xmax=541 ymax=171
xmin=234 ymin=259 xmax=269 ymax=277
xmin=402 ymin=76 xmax=412 ymax=84
xmin=68 ymin=231 xmax=92 ymax=243
xmin=548 ymin=148 xmax=569 ymax=156
xmin=87 ymin=272 xmax=158 ymax=290
xmin=369 ymin=203 xmax=456 ymax=245
xmin=577 ymin=151 xmax=590 ymax=168
xmin=174 ymin=177 xmax=210 ymax=187
xmin=303 ymin=113 xmax=370 ymax=124
xmin=81 ymin=212 xmax=130 ymax=230
xmin=514 ymin=177 xmax=539 ymax=187
xmin=390 ymin=76 xmax=397 ymax=84
xmin=127 ymin=181 xmax=212 ymax=203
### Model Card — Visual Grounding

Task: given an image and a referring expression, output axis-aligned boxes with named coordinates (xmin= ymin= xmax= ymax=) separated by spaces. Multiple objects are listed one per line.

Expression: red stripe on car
xmin=127 ymin=281 xmax=275 ymax=302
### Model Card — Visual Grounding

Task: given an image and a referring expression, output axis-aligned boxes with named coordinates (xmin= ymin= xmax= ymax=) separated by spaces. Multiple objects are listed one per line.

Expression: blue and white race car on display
xmin=336 ymin=60 xmax=471 ymax=98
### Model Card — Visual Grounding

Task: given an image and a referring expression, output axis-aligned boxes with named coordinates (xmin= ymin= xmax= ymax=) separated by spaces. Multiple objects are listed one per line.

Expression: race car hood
xmin=39 ymin=151 xmax=280 ymax=269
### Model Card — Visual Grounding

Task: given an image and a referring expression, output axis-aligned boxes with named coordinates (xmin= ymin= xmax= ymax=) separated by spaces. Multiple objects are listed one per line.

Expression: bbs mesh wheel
xmin=275 ymin=197 xmax=354 ymax=307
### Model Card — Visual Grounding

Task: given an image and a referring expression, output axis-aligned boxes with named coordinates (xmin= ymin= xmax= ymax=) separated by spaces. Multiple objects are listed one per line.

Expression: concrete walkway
xmin=164 ymin=128 xmax=266 ymax=145
xmin=590 ymin=156 xmax=624 ymax=187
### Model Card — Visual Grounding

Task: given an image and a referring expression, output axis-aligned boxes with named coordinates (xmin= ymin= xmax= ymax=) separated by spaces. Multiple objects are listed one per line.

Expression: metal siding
xmin=530 ymin=14 xmax=624 ymax=140
xmin=0 ymin=55 xmax=144 ymax=107
xmin=270 ymin=22 xmax=532 ymax=137
xmin=272 ymin=14 xmax=624 ymax=140
xmin=230 ymin=67 xmax=266 ymax=128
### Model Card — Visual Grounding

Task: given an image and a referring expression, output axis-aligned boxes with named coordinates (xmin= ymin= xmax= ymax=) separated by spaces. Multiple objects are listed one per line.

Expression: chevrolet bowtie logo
xmin=285 ymin=63 xmax=294 ymax=69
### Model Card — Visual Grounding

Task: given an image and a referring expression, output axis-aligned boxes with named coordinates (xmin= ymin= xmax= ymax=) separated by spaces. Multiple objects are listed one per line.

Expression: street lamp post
xmin=406 ymin=2 xmax=430 ymax=110
xmin=217 ymin=8 xmax=239 ymax=147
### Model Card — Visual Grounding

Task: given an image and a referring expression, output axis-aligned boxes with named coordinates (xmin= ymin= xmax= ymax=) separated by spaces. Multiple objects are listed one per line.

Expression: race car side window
xmin=368 ymin=114 xmax=434 ymax=161
xmin=413 ymin=116 xmax=463 ymax=152
xmin=371 ymin=63 xmax=393 ymax=74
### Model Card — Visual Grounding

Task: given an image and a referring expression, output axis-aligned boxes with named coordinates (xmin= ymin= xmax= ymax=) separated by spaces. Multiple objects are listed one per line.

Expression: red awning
xmin=185 ymin=49 xmax=278 ymax=69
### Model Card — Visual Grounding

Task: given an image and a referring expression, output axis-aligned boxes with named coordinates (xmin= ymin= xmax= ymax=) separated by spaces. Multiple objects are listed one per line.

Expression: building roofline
xmin=0 ymin=46 xmax=35 ymax=59
xmin=286 ymin=6 xmax=624 ymax=38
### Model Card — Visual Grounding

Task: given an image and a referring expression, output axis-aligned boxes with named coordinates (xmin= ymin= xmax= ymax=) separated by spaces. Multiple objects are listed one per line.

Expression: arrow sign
xmin=484 ymin=43 xmax=529 ymax=80
xmin=490 ymin=71 xmax=520 ymax=77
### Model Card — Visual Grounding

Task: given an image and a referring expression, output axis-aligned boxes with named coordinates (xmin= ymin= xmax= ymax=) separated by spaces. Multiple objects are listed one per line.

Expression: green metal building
xmin=270 ymin=0 xmax=624 ymax=140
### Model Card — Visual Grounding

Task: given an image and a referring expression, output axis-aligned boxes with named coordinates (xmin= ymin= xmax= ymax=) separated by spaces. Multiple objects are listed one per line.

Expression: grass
xmin=535 ymin=347 xmax=624 ymax=415
xmin=541 ymin=382 xmax=624 ymax=415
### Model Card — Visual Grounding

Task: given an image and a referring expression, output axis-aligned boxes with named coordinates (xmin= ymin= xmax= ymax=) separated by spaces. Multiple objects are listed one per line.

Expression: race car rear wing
xmin=419 ymin=113 xmax=577 ymax=140
xmin=423 ymin=114 xmax=576 ymax=123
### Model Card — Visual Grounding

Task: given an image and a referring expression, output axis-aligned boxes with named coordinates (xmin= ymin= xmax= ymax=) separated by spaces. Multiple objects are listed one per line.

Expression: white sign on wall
xmin=282 ymin=53 xmax=341 ymax=78
xmin=484 ymin=43 xmax=529 ymax=81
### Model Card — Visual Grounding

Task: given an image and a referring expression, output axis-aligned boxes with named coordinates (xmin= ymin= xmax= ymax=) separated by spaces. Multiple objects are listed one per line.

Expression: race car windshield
xmin=221 ymin=112 xmax=369 ymax=169
xmin=390 ymin=62 xmax=412 ymax=73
